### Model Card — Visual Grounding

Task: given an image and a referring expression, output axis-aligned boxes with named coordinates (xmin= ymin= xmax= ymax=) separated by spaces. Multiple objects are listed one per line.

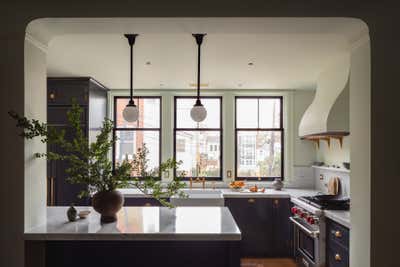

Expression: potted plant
xmin=9 ymin=100 xmax=186 ymax=223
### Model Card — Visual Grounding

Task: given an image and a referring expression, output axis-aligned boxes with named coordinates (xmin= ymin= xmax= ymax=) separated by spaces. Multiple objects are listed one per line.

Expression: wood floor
xmin=241 ymin=258 xmax=298 ymax=267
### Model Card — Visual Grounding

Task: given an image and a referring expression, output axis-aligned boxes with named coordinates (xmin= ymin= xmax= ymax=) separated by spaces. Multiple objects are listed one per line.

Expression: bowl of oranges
xmin=229 ymin=181 xmax=245 ymax=191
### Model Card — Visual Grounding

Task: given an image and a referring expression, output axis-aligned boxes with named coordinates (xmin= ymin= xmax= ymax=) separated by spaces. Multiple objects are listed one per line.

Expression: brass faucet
xmin=189 ymin=177 xmax=206 ymax=189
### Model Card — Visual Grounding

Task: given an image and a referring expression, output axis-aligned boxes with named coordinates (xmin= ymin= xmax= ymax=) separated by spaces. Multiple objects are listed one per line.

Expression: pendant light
xmin=122 ymin=34 xmax=139 ymax=122
xmin=190 ymin=33 xmax=207 ymax=123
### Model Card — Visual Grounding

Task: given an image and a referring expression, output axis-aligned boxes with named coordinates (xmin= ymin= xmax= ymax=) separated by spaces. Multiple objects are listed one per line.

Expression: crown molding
xmin=25 ymin=33 xmax=48 ymax=53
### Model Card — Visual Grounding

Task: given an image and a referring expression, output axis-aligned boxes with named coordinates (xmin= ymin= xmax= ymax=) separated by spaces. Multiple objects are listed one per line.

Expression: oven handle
xmin=289 ymin=217 xmax=319 ymax=238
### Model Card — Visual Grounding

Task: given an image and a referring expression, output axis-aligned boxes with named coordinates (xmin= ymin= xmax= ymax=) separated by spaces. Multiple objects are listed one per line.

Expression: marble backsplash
xmin=313 ymin=167 xmax=350 ymax=198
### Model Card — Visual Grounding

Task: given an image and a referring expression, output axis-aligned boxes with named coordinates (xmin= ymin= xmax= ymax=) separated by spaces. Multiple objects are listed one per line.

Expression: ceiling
xmin=28 ymin=18 xmax=368 ymax=90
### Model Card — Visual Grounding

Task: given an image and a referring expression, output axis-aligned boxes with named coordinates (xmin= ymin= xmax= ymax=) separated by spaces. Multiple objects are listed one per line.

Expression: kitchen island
xmin=25 ymin=206 xmax=241 ymax=267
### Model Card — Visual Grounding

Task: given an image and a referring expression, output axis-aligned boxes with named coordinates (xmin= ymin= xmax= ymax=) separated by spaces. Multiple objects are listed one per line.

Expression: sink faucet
xmin=189 ymin=177 xmax=205 ymax=189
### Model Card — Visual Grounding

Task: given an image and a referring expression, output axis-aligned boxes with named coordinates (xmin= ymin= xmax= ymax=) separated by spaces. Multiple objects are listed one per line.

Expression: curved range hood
xmin=299 ymin=55 xmax=350 ymax=141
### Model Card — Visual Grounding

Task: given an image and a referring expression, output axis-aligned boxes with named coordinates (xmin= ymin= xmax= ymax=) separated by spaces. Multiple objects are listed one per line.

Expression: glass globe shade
xmin=122 ymin=104 xmax=139 ymax=122
xmin=190 ymin=104 xmax=207 ymax=122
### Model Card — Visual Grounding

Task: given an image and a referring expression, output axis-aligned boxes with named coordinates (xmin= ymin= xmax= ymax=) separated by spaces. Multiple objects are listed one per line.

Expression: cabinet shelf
xmin=300 ymin=131 xmax=349 ymax=149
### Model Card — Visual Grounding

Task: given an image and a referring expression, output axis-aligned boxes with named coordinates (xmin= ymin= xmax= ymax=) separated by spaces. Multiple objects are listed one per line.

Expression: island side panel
xmin=45 ymin=240 xmax=240 ymax=267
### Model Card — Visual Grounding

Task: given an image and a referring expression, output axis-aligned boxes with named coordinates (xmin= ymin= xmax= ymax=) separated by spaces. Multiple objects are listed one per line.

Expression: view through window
xmin=113 ymin=97 xmax=161 ymax=177
xmin=174 ymin=97 xmax=222 ymax=180
xmin=235 ymin=97 xmax=283 ymax=180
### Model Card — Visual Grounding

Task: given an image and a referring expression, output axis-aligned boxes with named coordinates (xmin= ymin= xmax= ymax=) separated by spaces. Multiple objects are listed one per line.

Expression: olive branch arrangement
xmin=9 ymin=100 xmax=186 ymax=207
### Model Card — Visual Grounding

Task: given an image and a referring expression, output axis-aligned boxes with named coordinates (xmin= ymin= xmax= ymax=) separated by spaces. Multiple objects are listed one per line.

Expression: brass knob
xmin=335 ymin=253 xmax=342 ymax=261
xmin=335 ymin=231 xmax=342 ymax=238
xmin=144 ymin=202 xmax=152 ymax=206
xmin=274 ymin=199 xmax=279 ymax=206
xmin=49 ymin=92 xmax=55 ymax=100
xmin=248 ymin=198 xmax=255 ymax=203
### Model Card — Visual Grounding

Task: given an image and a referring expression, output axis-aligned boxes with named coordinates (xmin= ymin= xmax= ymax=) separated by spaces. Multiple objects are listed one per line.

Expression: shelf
xmin=312 ymin=165 xmax=350 ymax=173
xmin=300 ymin=131 xmax=349 ymax=148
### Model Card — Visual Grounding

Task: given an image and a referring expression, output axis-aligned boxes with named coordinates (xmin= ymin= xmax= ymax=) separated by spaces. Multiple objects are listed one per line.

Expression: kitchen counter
xmin=324 ymin=210 xmax=351 ymax=228
xmin=24 ymin=206 xmax=241 ymax=241
xmin=118 ymin=188 xmax=319 ymax=199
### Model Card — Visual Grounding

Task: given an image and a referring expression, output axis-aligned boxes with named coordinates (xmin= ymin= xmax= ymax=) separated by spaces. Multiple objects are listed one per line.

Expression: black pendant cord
xmin=193 ymin=34 xmax=206 ymax=106
xmin=197 ymin=42 xmax=201 ymax=101
xmin=129 ymin=43 xmax=134 ymax=104
xmin=125 ymin=34 xmax=138 ymax=106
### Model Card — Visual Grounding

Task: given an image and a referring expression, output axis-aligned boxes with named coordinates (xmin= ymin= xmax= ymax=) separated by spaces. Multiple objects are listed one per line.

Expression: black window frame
xmin=113 ymin=96 xmax=162 ymax=179
xmin=235 ymin=96 xmax=284 ymax=181
xmin=173 ymin=96 xmax=223 ymax=181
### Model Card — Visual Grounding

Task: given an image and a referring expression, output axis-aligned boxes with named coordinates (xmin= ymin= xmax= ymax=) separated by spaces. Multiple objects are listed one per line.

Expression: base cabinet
xmin=225 ymin=197 xmax=292 ymax=258
xmin=326 ymin=219 xmax=350 ymax=267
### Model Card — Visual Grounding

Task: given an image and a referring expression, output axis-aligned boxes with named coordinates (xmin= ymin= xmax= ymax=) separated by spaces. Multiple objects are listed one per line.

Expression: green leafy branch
xmin=9 ymin=99 xmax=186 ymax=206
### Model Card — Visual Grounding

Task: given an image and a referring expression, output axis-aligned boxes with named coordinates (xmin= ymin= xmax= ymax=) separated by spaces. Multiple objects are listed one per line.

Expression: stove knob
xmin=307 ymin=217 xmax=315 ymax=224
xmin=291 ymin=207 xmax=298 ymax=214
xmin=300 ymin=212 xmax=308 ymax=219
xmin=296 ymin=209 xmax=303 ymax=215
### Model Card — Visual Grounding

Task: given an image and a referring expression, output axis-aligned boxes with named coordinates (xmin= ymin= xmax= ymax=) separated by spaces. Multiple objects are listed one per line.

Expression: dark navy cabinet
xmin=326 ymin=219 xmax=350 ymax=267
xmin=124 ymin=198 xmax=168 ymax=206
xmin=225 ymin=197 xmax=292 ymax=258
xmin=47 ymin=77 xmax=108 ymax=206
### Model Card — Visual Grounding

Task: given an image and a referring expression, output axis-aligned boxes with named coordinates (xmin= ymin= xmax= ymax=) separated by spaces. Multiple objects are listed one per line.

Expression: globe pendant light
xmin=190 ymin=33 xmax=207 ymax=123
xmin=122 ymin=34 xmax=139 ymax=122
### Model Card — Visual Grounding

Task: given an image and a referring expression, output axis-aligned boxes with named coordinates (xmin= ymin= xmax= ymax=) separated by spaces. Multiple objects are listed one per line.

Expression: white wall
xmin=24 ymin=38 xmax=47 ymax=230
xmin=349 ymin=38 xmax=371 ymax=267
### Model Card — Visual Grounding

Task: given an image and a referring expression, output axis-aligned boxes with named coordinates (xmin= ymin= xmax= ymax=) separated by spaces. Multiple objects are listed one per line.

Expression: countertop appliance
xmin=290 ymin=194 xmax=350 ymax=267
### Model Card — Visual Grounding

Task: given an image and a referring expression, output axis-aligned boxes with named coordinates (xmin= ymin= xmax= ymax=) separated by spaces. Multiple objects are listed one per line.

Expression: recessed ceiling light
xmin=146 ymin=61 xmax=151 ymax=65
xmin=248 ymin=62 xmax=254 ymax=66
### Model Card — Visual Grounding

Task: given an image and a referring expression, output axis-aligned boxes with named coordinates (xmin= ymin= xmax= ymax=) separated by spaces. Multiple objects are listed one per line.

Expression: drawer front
xmin=124 ymin=198 xmax=167 ymax=206
xmin=327 ymin=219 xmax=349 ymax=249
xmin=327 ymin=240 xmax=349 ymax=267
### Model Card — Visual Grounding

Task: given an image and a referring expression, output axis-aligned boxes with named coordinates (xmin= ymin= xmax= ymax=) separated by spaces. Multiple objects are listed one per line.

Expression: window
xmin=235 ymin=97 xmax=283 ymax=180
xmin=113 ymin=96 xmax=161 ymax=177
xmin=174 ymin=97 xmax=222 ymax=180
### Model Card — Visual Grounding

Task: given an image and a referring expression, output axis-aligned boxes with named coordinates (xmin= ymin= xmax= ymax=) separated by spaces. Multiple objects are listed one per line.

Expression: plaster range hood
xmin=298 ymin=55 xmax=350 ymax=146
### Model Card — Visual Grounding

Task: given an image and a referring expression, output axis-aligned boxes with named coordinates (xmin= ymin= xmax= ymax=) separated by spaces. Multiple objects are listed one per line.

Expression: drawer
xmin=327 ymin=219 xmax=349 ymax=249
xmin=327 ymin=239 xmax=349 ymax=267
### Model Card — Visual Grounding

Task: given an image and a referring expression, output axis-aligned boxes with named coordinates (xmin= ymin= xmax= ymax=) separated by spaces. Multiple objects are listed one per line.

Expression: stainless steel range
xmin=290 ymin=195 xmax=350 ymax=267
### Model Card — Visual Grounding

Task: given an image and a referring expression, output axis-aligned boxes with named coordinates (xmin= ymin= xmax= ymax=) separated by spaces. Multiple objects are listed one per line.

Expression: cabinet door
xmin=225 ymin=198 xmax=273 ymax=257
xmin=272 ymin=198 xmax=292 ymax=257
xmin=48 ymin=79 xmax=89 ymax=105
xmin=47 ymin=125 xmax=88 ymax=206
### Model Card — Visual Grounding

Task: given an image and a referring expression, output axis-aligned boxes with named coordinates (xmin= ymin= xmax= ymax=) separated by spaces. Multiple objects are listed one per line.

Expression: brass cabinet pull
xmin=334 ymin=230 xmax=342 ymax=238
xmin=248 ymin=198 xmax=255 ymax=203
xmin=49 ymin=91 xmax=56 ymax=100
xmin=335 ymin=253 xmax=342 ymax=261
xmin=274 ymin=199 xmax=279 ymax=206
xmin=144 ymin=202 xmax=152 ymax=206
xmin=48 ymin=177 xmax=55 ymax=206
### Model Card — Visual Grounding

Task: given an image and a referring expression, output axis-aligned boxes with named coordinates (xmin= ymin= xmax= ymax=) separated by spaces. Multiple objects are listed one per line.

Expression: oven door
xmin=290 ymin=216 xmax=321 ymax=267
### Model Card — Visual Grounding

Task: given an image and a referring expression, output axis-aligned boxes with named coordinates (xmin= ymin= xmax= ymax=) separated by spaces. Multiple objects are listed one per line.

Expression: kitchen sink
xmin=170 ymin=189 xmax=224 ymax=206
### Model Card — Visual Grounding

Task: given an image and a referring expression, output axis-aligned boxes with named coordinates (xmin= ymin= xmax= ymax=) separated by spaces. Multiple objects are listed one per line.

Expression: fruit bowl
xmin=229 ymin=181 xmax=245 ymax=191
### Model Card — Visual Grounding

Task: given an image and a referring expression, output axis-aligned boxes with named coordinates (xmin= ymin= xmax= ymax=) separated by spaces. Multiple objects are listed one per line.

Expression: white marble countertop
xmin=24 ymin=207 xmax=241 ymax=241
xmin=324 ymin=210 xmax=351 ymax=229
xmin=118 ymin=188 xmax=319 ymax=199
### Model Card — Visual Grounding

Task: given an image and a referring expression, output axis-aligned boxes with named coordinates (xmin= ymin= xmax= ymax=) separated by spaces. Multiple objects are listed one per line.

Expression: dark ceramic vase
xmin=92 ymin=190 xmax=124 ymax=223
